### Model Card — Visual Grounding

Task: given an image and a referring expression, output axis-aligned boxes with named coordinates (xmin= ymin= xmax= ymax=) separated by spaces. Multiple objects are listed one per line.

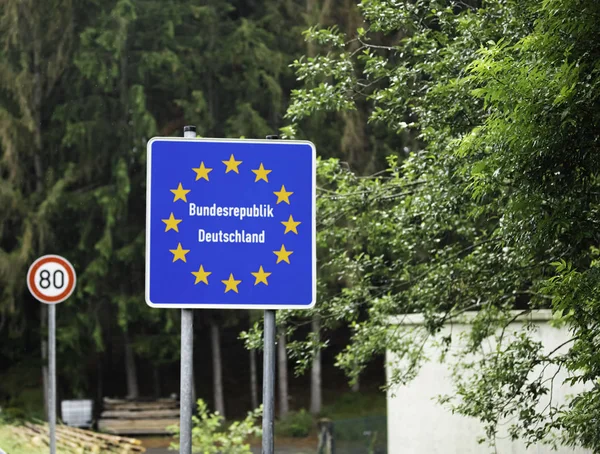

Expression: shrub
xmin=169 ymin=399 xmax=262 ymax=453
xmin=275 ymin=409 xmax=313 ymax=438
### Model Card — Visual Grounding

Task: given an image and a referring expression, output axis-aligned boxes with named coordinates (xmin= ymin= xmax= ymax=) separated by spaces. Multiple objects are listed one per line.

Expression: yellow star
xmin=222 ymin=154 xmax=242 ymax=174
xmin=273 ymin=185 xmax=293 ymax=204
xmin=273 ymin=244 xmax=293 ymax=264
xmin=170 ymin=183 xmax=190 ymax=202
xmin=222 ymin=273 xmax=242 ymax=293
xmin=251 ymin=163 xmax=272 ymax=183
xmin=169 ymin=243 xmax=190 ymax=263
xmin=251 ymin=266 xmax=272 ymax=286
xmin=162 ymin=213 xmax=183 ymax=232
xmin=191 ymin=265 xmax=211 ymax=285
xmin=281 ymin=215 xmax=301 ymax=234
xmin=192 ymin=162 xmax=213 ymax=181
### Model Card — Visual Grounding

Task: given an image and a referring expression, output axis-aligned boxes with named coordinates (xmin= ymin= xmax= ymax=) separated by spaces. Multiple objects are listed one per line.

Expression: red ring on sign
xmin=27 ymin=256 xmax=76 ymax=304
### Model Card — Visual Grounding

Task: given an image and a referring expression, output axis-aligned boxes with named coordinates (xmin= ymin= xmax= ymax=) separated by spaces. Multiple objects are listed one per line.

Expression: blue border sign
xmin=146 ymin=138 xmax=316 ymax=309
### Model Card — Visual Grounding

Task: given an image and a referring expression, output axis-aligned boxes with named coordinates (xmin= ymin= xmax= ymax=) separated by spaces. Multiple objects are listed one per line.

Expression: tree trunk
xmin=250 ymin=348 xmax=259 ymax=409
xmin=191 ymin=362 xmax=196 ymax=408
xmin=123 ymin=331 xmax=139 ymax=399
xmin=153 ymin=367 xmax=160 ymax=398
xmin=191 ymin=313 xmax=196 ymax=407
xmin=210 ymin=321 xmax=225 ymax=418
xmin=310 ymin=315 xmax=322 ymax=415
xmin=97 ymin=353 xmax=103 ymax=406
xmin=351 ymin=376 xmax=360 ymax=393
xmin=32 ymin=18 xmax=44 ymax=194
xmin=278 ymin=329 xmax=289 ymax=418
xmin=41 ymin=306 xmax=49 ymax=420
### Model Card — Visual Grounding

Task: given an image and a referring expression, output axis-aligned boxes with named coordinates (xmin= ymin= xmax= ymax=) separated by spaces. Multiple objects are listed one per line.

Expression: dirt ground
xmin=140 ymin=435 xmax=318 ymax=454
xmin=145 ymin=449 xmax=314 ymax=454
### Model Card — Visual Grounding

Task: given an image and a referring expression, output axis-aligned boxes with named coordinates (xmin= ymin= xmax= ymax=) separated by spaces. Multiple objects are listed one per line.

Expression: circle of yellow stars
xmin=160 ymin=154 xmax=302 ymax=294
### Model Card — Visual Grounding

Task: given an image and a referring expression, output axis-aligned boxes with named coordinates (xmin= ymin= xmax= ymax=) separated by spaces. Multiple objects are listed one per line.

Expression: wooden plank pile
xmin=11 ymin=421 xmax=145 ymax=453
xmin=98 ymin=397 xmax=179 ymax=435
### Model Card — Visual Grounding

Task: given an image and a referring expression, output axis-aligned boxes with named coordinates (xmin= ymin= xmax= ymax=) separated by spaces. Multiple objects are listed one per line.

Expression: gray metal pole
xmin=262 ymin=134 xmax=280 ymax=454
xmin=180 ymin=125 xmax=197 ymax=454
xmin=180 ymin=309 xmax=193 ymax=454
xmin=262 ymin=309 xmax=276 ymax=454
xmin=48 ymin=304 xmax=56 ymax=454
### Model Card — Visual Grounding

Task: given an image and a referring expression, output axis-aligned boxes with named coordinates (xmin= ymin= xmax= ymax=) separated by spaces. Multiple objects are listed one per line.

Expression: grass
xmin=275 ymin=409 xmax=313 ymax=437
xmin=320 ymin=391 xmax=387 ymax=420
xmin=0 ymin=391 xmax=387 ymax=450
xmin=0 ymin=423 xmax=48 ymax=454
xmin=318 ymin=391 xmax=388 ymax=450
xmin=0 ymin=360 xmax=46 ymax=421
xmin=270 ymin=391 xmax=387 ymax=440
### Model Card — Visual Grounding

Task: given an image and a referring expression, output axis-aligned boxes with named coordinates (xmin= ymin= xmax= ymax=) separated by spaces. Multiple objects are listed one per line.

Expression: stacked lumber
xmin=98 ymin=397 xmax=179 ymax=435
xmin=10 ymin=421 xmax=145 ymax=453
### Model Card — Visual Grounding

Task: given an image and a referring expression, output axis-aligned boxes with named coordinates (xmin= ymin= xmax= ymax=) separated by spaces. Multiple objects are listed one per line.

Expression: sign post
xmin=27 ymin=255 xmax=77 ymax=454
xmin=146 ymin=133 xmax=316 ymax=453
xmin=180 ymin=125 xmax=196 ymax=454
xmin=262 ymin=309 xmax=276 ymax=453
xmin=262 ymin=134 xmax=279 ymax=454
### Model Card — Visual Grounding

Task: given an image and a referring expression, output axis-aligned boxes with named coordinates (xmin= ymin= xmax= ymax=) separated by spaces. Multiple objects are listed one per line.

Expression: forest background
xmin=2 ymin=0 xmax=600 ymax=451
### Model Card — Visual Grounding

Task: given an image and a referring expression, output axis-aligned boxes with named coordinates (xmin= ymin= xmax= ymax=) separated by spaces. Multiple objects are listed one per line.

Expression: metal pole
xmin=48 ymin=304 xmax=56 ymax=454
xmin=180 ymin=309 xmax=193 ymax=454
xmin=180 ymin=125 xmax=197 ymax=454
xmin=262 ymin=309 xmax=276 ymax=454
xmin=262 ymin=134 xmax=280 ymax=454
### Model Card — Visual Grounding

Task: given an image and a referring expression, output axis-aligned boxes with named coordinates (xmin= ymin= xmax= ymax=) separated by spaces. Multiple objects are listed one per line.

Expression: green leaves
xmin=288 ymin=0 xmax=600 ymax=449
xmin=302 ymin=26 xmax=346 ymax=48
xmin=0 ymin=0 xmax=312 ymax=397
xmin=169 ymin=400 xmax=262 ymax=453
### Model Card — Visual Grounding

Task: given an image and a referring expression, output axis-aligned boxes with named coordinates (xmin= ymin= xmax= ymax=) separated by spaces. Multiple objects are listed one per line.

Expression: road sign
xmin=146 ymin=137 xmax=316 ymax=309
xmin=27 ymin=255 xmax=77 ymax=304
xmin=27 ymin=254 xmax=76 ymax=454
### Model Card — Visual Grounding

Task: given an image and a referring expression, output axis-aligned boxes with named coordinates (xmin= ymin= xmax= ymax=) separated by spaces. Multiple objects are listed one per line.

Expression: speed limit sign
xmin=27 ymin=255 xmax=76 ymax=304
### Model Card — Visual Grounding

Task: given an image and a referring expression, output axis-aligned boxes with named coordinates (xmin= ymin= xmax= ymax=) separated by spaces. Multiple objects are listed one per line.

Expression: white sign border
xmin=145 ymin=137 xmax=317 ymax=310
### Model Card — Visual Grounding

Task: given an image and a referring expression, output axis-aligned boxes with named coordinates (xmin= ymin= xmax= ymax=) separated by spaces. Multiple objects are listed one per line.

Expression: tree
xmin=0 ymin=0 xmax=77 ymax=417
xmin=310 ymin=315 xmax=322 ymax=415
xmin=277 ymin=326 xmax=289 ymax=418
xmin=58 ymin=0 xmax=303 ymax=402
xmin=248 ymin=312 xmax=261 ymax=410
xmin=249 ymin=344 xmax=259 ymax=410
xmin=210 ymin=316 xmax=226 ymax=418
xmin=123 ymin=330 xmax=139 ymax=399
xmin=1 ymin=0 xmax=312 ymax=407
xmin=283 ymin=0 xmax=600 ymax=451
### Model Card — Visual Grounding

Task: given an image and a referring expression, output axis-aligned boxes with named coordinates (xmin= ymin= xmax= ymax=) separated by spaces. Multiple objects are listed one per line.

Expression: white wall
xmin=386 ymin=311 xmax=590 ymax=453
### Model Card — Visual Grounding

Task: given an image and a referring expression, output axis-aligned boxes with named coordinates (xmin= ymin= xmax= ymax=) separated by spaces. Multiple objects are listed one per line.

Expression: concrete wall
xmin=386 ymin=311 xmax=590 ymax=453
